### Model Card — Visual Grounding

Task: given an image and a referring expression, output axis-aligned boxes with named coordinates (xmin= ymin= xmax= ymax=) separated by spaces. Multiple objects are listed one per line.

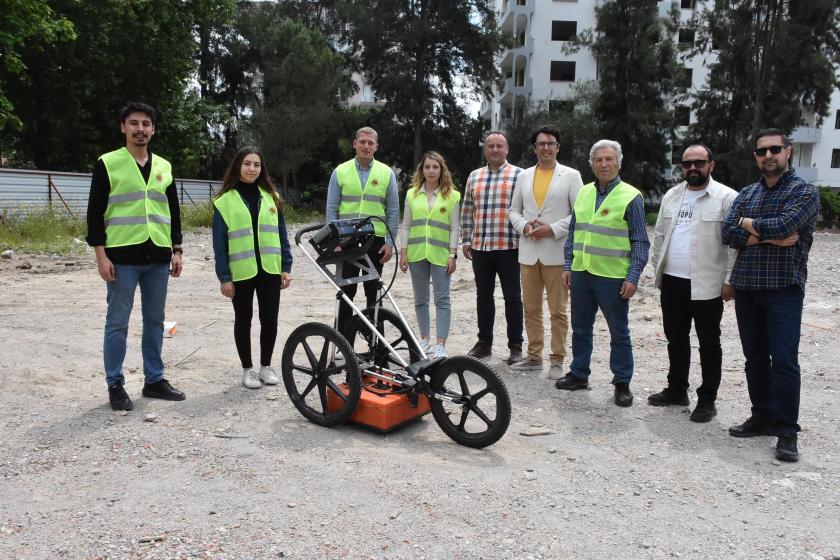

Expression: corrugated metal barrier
xmin=0 ymin=168 xmax=222 ymax=219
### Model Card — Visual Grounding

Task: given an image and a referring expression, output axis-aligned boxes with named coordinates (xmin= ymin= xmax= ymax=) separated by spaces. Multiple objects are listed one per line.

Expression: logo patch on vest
xmin=269 ymin=207 xmax=276 ymax=215
xmin=371 ymin=179 xmax=379 ymax=186
xmin=440 ymin=207 xmax=446 ymax=214
xmin=600 ymin=209 xmax=609 ymax=216
xmin=156 ymin=173 xmax=162 ymax=183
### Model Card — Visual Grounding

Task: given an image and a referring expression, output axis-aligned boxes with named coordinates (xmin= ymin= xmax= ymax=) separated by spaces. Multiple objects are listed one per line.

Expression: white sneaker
xmin=546 ymin=362 xmax=564 ymax=380
xmin=418 ymin=339 xmax=431 ymax=353
xmin=431 ymin=344 xmax=447 ymax=358
xmin=334 ymin=350 xmax=345 ymax=366
xmin=259 ymin=366 xmax=279 ymax=385
xmin=242 ymin=368 xmax=261 ymax=389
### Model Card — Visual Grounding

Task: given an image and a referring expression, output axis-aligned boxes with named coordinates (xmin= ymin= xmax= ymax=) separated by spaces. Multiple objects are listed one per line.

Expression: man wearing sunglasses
xmin=721 ymin=128 xmax=820 ymax=463
xmin=649 ymin=145 xmax=737 ymax=422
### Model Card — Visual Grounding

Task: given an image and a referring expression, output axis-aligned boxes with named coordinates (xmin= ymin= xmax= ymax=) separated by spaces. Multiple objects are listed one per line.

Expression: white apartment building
xmin=480 ymin=0 xmax=840 ymax=188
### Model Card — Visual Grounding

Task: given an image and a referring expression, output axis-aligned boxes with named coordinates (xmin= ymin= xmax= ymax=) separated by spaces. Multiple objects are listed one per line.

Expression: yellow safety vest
xmin=213 ymin=187 xmax=283 ymax=281
xmin=336 ymin=159 xmax=391 ymax=237
xmin=406 ymin=187 xmax=461 ymax=266
xmin=101 ymin=148 xmax=172 ymax=248
xmin=571 ymin=181 xmax=641 ymax=279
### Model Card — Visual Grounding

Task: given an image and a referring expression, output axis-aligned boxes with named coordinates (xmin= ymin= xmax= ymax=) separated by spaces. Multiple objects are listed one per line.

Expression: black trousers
xmin=232 ymin=271 xmax=281 ymax=369
xmin=660 ymin=274 xmax=723 ymax=402
xmin=336 ymin=236 xmax=385 ymax=337
xmin=470 ymin=248 xmax=523 ymax=348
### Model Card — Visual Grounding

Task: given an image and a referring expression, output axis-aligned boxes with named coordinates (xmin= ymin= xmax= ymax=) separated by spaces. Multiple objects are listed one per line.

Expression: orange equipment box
xmin=327 ymin=376 xmax=431 ymax=433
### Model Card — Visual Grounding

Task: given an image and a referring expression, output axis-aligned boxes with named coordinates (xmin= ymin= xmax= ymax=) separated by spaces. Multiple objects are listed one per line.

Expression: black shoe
xmin=728 ymin=416 xmax=773 ymax=438
xmin=467 ymin=341 xmax=492 ymax=359
xmin=775 ymin=434 xmax=799 ymax=462
xmin=108 ymin=383 xmax=133 ymax=411
xmin=142 ymin=378 xmax=186 ymax=401
xmin=554 ymin=373 xmax=589 ymax=391
xmin=505 ymin=345 xmax=522 ymax=365
xmin=647 ymin=387 xmax=689 ymax=407
xmin=614 ymin=382 xmax=633 ymax=407
xmin=689 ymin=401 xmax=717 ymax=423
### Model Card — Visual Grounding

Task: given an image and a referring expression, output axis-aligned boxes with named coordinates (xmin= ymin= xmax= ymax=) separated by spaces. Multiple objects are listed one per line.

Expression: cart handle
xmin=295 ymin=222 xmax=326 ymax=246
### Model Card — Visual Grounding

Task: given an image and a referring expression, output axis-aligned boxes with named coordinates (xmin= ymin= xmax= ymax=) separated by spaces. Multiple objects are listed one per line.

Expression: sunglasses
xmin=681 ymin=160 xmax=709 ymax=170
xmin=753 ymin=145 xmax=786 ymax=157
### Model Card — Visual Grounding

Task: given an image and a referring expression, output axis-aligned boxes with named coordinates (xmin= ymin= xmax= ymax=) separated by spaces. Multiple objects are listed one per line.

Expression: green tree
xmin=505 ymin=81 xmax=601 ymax=178
xmin=2 ymin=0 xmax=229 ymax=176
xmin=572 ymin=0 xmax=679 ymax=194
xmin=339 ymin=0 xmax=505 ymax=167
xmin=688 ymin=0 xmax=840 ymax=188
xmin=241 ymin=9 xmax=354 ymax=198
xmin=0 ymin=0 xmax=74 ymax=137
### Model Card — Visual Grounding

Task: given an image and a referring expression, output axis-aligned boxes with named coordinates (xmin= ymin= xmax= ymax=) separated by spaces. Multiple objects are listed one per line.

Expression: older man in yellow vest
xmin=555 ymin=140 xmax=649 ymax=407
xmin=325 ymin=127 xmax=400 ymax=337
xmin=86 ymin=102 xmax=186 ymax=412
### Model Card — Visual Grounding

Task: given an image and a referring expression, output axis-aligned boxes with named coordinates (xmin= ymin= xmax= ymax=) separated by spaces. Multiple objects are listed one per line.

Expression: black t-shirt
xmin=85 ymin=153 xmax=182 ymax=265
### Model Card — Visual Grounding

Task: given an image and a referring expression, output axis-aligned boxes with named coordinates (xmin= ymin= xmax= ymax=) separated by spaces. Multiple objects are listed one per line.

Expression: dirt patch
xmin=1 ymin=228 xmax=839 ymax=559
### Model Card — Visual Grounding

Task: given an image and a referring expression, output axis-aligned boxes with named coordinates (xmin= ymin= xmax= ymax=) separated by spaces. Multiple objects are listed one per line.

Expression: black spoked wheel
xmin=281 ymin=322 xmax=361 ymax=427
xmin=428 ymin=356 xmax=511 ymax=448
xmin=345 ymin=307 xmax=422 ymax=370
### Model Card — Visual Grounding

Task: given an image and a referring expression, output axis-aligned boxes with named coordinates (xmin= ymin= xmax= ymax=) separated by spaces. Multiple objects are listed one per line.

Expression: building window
xmin=675 ymin=106 xmax=691 ymax=127
xmin=551 ymin=21 xmax=577 ymax=41
xmin=550 ymin=61 xmax=576 ymax=82
xmin=681 ymin=0 xmax=696 ymax=8
xmin=832 ymin=149 xmax=840 ymax=169
xmin=835 ymin=110 xmax=840 ymax=129
xmin=678 ymin=28 xmax=695 ymax=48
xmin=677 ymin=67 xmax=693 ymax=89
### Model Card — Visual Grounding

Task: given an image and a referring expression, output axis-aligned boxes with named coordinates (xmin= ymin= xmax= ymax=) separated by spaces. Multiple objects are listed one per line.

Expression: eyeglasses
xmin=535 ymin=141 xmax=559 ymax=149
xmin=681 ymin=160 xmax=709 ymax=170
xmin=753 ymin=145 xmax=786 ymax=157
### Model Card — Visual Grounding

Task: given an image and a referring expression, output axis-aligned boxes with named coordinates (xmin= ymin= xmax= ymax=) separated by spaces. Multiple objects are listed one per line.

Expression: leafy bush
xmin=645 ymin=211 xmax=658 ymax=226
xmin=818 ymin=186 xmax=840 ymax=225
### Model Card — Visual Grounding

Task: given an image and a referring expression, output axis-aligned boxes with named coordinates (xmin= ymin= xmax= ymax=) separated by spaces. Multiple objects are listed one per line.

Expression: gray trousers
xmin=408 ymin=259 xmax=452 ymax=340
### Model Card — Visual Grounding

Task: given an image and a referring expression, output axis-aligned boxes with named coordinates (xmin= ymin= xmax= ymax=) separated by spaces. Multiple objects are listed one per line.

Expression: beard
xmin=760 ymin=160 xmax=786 ymax=177
xmin=685 ymin=172 xmax=708 ymax=187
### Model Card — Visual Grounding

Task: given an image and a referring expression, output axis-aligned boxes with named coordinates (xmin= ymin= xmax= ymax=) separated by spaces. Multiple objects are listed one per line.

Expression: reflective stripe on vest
xmin=335 ymin=159 xmax=391 ymax=237
xmin=101 ymin=147 xmax=173 ymax=248
xmin=213 ymin=187 xmax=283 ymax=281
xmin=570 ymin=181 xmax=640 ymax=279
xmin=405 ymin=187 xmax=460 ymax=266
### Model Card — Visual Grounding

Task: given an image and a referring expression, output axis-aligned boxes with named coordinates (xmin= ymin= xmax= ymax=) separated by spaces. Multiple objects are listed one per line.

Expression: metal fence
xmin=0 ymin=168 xmax=222 ymax=220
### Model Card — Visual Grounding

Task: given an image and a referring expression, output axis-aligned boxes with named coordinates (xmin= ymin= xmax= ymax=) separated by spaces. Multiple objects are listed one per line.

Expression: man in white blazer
xmin=650 ymin=144 xmax=737 ymax=422
xmin=509 ymin=125 xmax=583 ymax=378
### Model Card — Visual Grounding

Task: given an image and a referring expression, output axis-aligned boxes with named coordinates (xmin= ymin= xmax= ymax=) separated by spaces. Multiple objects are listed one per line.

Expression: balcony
xmin=790 ymin=126 xmax=822 ymax=144
xmin=500 ymin=0 xmax=535 ymax=34
xmin=794 ymin=166 xmax=819 ymax=182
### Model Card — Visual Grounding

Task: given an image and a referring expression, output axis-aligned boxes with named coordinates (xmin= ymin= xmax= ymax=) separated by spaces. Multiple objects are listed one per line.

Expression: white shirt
xmin=663 ymin=188 xmax=705 ymax=279
xmin=651 ymin=178 xmax=738 ymax=300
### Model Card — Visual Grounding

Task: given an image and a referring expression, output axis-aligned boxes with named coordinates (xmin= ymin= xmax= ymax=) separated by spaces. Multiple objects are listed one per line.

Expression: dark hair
xmin=530 ymin=125 xmax=561 ymax=145
xmin=483 ymin=130 xmax=509 ymax=143
xmin=754 ymin=128 xmax=790 ymax=148
xmin=684 ymin=143 xmax=714 ymax=161
xmin=217 ymin=146 xmax=285 ymax=212
xmin=120 ymin=102 xmax=157 ymax=125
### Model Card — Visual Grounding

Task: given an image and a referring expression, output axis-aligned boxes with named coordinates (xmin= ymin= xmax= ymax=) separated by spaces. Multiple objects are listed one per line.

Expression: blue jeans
xmin=104 ymin=263 xmax=169 ymax=386
xmin=734 ymin=285 xmax=804 ymax=435
xmin=408 ymin=259 xmax=451 ymax=340
xmin=569 ymin=271 xmax=633 ymax=384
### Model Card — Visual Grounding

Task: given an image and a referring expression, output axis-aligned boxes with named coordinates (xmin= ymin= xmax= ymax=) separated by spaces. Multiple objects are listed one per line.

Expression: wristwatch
xmin=450 ymin=252 xmax=457 ymax=260
xmin=172 ymin=246 xmax=183 ymax=255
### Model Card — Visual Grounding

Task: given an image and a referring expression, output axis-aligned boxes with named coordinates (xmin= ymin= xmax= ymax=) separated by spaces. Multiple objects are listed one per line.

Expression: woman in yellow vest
xmin=212 ymin=147 xmax=292 ymax=389
xmin=398 ymin=152 xmax=461 ymax=358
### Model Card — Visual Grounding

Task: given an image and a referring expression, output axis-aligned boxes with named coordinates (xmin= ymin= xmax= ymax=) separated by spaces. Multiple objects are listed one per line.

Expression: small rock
xmin=792 ymin=471 xmax=822 ymax=482
xmin=1 ymin=249 xmax=12 ymax=259
xmin=266 ymin=394 xmax=278 ymax=401
xmin=204 ymin=255 xmax=212 ymax=261
xmin=144 ymin=413 xmax=157 ymax=423
xmin=771 ymin=460 xmax=782 ymax=466
xmin=16 ymin=261 xmax=32 ymax=270
xmin=641 ymin=542 xmax=652 ymax=549
xmin=287 ymin=503 xmax=297 ymax=508
xmin=390 ymin=510 xmax=401 ymax=520
xmin=643 ymin=314 xmax=654 ymax=322
xmin=520 ymin=428 xmax=553 ymax=437
xmin=117 ymin=411 xmax=128 ymax=417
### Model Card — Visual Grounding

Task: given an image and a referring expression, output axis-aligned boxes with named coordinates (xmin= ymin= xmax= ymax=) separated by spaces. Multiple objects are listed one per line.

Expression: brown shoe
xmin=505 ymin=345 xmax=522 ymax=365
xmin=467 ymin=340 xmax=492 ymax=359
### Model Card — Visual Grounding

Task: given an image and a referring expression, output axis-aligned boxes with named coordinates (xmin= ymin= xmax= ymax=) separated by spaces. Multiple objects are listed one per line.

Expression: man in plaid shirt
xmin=722 ymin=128 xmax=820 ymax=463
xmin=460 ymin=131 xmax=524 ymax=364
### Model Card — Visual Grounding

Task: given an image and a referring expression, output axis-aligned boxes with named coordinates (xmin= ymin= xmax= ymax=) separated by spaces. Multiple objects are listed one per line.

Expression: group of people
xmin=87 ymin=102 xmax=820 ymax=464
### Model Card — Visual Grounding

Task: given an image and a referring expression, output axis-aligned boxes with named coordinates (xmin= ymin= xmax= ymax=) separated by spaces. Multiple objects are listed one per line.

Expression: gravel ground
xmin=1 ymin=228 xmax=839 ymax=560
